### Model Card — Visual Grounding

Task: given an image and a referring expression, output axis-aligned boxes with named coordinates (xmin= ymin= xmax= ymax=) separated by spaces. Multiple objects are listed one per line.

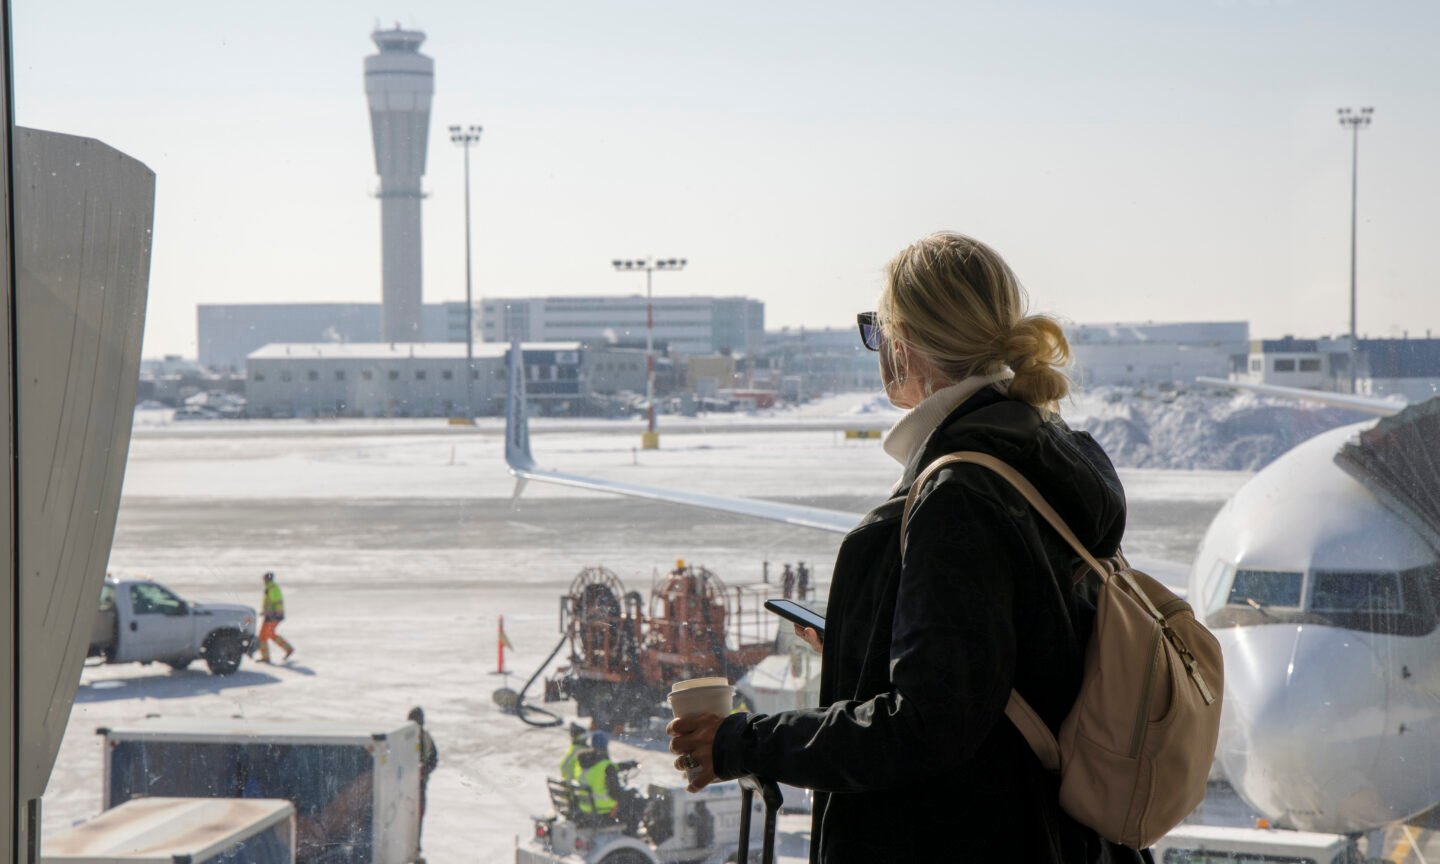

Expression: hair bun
xmin=1002 ymin=316 xmax=1071 ymax=408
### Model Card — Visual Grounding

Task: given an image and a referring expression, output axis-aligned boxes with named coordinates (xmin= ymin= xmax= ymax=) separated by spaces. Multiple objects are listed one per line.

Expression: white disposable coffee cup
xmin=668 ymin=676 xmax=734 ymax=719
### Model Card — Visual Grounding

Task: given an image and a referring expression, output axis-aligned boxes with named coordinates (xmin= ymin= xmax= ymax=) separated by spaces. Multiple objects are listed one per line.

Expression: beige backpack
xmin=901 ymin=451 xmax=1223 ymax=850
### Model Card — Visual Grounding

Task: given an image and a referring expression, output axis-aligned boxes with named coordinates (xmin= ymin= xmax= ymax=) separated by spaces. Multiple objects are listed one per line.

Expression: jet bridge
xmin=0 ymin=24 xmax=157 ymax=859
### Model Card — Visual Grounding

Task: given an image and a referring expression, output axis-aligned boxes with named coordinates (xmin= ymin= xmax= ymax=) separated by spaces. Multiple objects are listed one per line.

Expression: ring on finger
xmin=680 ymin=753 xmax=698 ymax=771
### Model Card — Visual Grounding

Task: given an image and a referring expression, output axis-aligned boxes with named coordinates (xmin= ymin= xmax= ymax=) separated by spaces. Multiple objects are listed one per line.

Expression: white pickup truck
xmin=88 ymin=578 xmax=258 ymax=675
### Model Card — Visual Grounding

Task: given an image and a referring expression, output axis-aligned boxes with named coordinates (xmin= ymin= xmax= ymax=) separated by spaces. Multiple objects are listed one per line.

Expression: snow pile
xmin=1066 ymin=389 xmax=1373 ymax=471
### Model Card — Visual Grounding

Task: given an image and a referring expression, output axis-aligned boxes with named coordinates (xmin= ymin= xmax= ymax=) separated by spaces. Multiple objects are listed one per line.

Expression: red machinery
xmin=545 ymin=562 xmax=777 ymax=728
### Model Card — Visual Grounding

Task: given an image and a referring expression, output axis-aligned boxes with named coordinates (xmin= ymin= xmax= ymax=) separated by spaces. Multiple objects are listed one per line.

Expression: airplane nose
xmin=1216 ymin=624 xmax=1389 ymax=832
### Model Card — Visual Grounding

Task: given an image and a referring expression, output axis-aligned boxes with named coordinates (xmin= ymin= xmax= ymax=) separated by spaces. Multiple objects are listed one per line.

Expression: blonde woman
xmin=669 ymin=233 xmax=1147 ymax=863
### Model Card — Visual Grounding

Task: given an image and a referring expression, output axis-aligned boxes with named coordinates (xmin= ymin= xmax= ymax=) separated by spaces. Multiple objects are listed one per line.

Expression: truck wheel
xmin=598 ymin=852 xmax=651 ymax=864
xmin=165 ymin=659 xmax=192 ymax=671
xmin=204 ymin=631 xmax=244 ymax=675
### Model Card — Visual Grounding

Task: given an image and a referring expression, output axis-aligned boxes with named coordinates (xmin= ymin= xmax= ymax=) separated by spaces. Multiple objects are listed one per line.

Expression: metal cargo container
xmin=44 ymin=796 xmax=295 ymax=864
xmin=98 ymin=719 xmax=421 ymax=864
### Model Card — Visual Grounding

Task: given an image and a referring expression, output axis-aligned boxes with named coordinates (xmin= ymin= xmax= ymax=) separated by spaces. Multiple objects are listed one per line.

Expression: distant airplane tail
xmin=505 ymin=341 xmax=536 ymax=479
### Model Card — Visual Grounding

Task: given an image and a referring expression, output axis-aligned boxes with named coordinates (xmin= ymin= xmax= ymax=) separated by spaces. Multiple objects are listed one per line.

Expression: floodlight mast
xmin=611 ymin=257 xmax=688 ymax=449
xmin=1337 ymin=106 xmax=1373 ymax=394
xmin=449 ymin=124 xmax=482 ymax=421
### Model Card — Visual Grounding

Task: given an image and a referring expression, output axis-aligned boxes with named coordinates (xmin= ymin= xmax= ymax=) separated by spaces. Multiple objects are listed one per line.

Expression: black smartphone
xmin=765 ymin=598 xmax=826 ymax=639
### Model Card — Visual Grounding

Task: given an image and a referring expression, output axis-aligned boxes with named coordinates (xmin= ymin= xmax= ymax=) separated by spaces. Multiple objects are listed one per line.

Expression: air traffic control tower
xmin=365 ymin=25 xmax=434 ymax=342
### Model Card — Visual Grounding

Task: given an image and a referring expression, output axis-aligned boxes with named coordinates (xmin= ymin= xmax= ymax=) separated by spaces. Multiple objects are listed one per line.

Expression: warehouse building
xmin=198 ymin=302 xmax=472 ymax=370
xmin=245 ymin=342 xmax=583 ymax=418
xmin=1067 ymin=321 xmax=1250 ymax=389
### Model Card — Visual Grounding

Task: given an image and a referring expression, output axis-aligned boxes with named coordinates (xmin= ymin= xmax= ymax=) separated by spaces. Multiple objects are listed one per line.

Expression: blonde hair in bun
xmin=878 ymin=231 xmax=1071 ymax=410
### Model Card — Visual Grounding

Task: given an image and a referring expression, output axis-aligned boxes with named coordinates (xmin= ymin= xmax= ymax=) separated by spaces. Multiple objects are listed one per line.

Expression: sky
xmin=12 ymin=0 xmax=1440 ymax=358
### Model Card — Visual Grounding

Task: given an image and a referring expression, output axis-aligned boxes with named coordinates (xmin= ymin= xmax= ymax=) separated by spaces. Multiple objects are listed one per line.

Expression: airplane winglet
xmin=1195 ymin=377 xmax=1403 ymax=417
xmin=505 ymin=340 xmax=537 ymax=474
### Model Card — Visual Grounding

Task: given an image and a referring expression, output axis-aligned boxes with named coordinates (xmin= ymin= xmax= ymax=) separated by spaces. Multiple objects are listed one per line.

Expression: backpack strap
xmin=902 ymin=451 xmax=1108 ymax=577
xmin=1004 ymin=691 xmax=1060 ymax=773
xmin=902 ymin=451 xmax=1169 ymax=622
xmin=899 ymin=451 xmax=1122 ymax=775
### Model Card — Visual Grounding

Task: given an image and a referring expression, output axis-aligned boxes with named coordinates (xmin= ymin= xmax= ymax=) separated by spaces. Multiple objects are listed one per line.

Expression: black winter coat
xmin=711 ymin=388 xmax=1151 ymax=863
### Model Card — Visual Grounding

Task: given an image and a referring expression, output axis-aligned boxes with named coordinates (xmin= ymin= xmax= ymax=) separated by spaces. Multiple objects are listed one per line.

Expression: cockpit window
xmin=1309 ymin=570 xmax=1402 ymax=613
xmin=1226 ymin=570 xmax=1303 ymax=608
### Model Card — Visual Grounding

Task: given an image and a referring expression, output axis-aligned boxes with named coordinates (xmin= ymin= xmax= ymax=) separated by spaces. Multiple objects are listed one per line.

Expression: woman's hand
xmin=794 ymin=623 xmax=823 ymax=653
xmin=667 ymin=713 xmax=725 ymax=793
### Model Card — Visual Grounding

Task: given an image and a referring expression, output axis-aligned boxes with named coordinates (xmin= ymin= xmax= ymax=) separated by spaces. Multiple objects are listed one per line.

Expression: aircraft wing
xmin=503 ymin=342 xmax=859 ymax=534
xmin=503 ymin=342 xmax=1193 ymax=594
xmin=1196 ymin=377 xmax=1404 ymax=417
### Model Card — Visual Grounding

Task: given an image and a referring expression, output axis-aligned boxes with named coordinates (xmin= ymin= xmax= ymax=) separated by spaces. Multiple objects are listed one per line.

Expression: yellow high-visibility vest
xmin=559 ymin=744 xmax=586 ymax=782
xmin=578 ymin=759 xmax=618 ymax=814
xmin=263 ymin=583 xmax=285 ymax=617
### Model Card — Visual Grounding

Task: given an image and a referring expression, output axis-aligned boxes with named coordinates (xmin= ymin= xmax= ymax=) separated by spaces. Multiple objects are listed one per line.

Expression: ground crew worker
xmin=409 ymin=707 xmax=439 ymax=854
xmin=574 ymin=732 xmax=643 ymax=836
xmin=797 ymin=561 xmax=810 ymax=599
xmin=781 ymin=563 xmax=795 ymax=599
xmin=559 ymin=722 xmax=589 ymax=782
xmin=258 ymin=572 xmax=294 ymax=663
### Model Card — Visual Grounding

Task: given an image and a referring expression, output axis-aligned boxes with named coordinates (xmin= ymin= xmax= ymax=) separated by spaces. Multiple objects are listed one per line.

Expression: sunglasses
xmin=856 ymin=312 xmax=882 ymax=351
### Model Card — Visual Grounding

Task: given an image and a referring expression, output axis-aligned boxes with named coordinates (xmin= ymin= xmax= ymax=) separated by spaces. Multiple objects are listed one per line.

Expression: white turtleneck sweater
xmin=882 ymin=373 xmax=1014 ymax=474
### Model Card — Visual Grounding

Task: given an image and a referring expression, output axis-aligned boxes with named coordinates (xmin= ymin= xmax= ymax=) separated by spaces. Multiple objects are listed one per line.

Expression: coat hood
xmin=902 ymin=387 xmax=1127 ymax=557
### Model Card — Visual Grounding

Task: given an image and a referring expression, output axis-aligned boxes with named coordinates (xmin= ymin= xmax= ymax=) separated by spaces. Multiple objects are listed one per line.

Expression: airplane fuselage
xmin=1191 ymin=423 xmax=1440 ymax=834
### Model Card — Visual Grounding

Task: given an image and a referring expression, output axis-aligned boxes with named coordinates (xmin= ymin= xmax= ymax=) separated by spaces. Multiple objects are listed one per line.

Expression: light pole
xmin=612 ymin=257 xmax=687 ymax=449
xmin=1337 ymin=107 xmax=1373 ymax=394
xmin=449 ymin=124 xmax=483 ymax=421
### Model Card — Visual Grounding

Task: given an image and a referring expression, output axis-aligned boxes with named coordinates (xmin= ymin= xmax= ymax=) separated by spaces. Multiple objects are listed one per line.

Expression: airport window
xmin=23 ymin=6 xmax=1437 ymax=860
xmin=1227 ymin=569 xmax=1303 ymax=608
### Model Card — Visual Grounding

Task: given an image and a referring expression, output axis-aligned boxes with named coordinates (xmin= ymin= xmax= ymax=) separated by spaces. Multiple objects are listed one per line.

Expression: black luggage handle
xmin=735 ymin=776 xmax=783 ymax=864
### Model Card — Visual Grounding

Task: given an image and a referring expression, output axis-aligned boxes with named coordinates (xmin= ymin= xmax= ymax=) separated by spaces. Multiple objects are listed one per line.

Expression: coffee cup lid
xmin=669 ymin=677 xmax=730 ymax=695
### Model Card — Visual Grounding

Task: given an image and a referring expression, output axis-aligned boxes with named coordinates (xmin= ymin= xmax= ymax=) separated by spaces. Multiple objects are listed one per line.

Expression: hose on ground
xmin=513 ymin=631 xmax=569 ymax=728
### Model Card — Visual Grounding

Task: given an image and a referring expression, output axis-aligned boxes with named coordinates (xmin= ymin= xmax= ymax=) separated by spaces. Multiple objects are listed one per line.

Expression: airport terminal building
xmin=480 ymin=295 xmax=765 ymax=356
xmin=1237 ymin=335 xmax=1440 ymax=400
xmin=245 ymin=342 xmax=583 ymax=418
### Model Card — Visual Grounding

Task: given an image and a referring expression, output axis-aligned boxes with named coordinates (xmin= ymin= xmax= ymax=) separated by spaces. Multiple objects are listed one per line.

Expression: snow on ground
xmin=139 ymin=383 xmax=1375 ymax=475
xmin=54 ymin=401 xmax=1250 ymax=861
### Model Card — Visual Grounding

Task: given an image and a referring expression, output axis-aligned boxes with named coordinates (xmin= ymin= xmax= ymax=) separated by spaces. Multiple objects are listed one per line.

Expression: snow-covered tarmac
xmin=49 ymin=408 xmax=1247 ymax=862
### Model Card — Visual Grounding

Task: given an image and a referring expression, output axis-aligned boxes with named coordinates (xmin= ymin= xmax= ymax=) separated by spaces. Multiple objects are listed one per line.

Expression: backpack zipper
xmin=1131 ymin=627 xmax=1162 ymax=757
